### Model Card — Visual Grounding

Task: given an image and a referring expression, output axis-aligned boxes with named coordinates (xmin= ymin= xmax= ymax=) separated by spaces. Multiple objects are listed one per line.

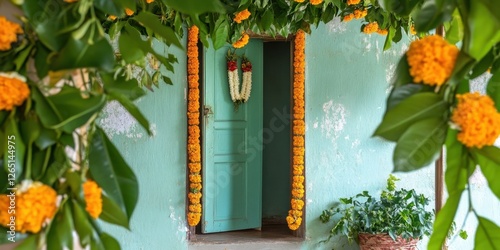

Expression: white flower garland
xmin=227 ymin=51 xmax=252 ymax=107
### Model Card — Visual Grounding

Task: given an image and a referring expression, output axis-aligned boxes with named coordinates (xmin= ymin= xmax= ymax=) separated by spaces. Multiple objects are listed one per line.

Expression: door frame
xmin=186 ymin=34 xmax=306 ymax=240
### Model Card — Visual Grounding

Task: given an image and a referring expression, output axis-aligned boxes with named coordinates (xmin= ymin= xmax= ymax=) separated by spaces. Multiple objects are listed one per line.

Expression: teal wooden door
xmin=202 ymin=40 xmax=263 ymax=233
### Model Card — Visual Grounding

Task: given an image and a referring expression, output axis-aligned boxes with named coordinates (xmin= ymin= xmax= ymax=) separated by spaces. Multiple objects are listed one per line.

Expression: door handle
xmin=204 ymin=105 xmax=213 ymax=125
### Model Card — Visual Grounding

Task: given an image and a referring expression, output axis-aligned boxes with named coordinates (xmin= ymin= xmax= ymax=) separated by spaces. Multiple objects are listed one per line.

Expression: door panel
xmin=203 ymin=40 xmax=263 ymax=233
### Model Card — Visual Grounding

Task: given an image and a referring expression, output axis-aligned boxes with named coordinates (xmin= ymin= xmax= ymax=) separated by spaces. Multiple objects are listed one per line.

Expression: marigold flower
xmin=125 ymin=8 xmax=134 ymax=16
xmin=353 ymin=9 xmax=367 ymax=19
xmin=233 ymin=9 xmax=251 ymax=24
xmin=347 ymin=0 xmax=361 ymax=5
xmin=187 ymin=212 xmax=201 ymax=226
xmin=363 ymin=22 xmax=379 ymax=34
xmin=451 ymin=92 xmax=500 ymax=148
xmin=377 ymin=29 xmax=388 ymax=35
xmin=410 ymin=25 xmax=416 ymax=35
xmin=233 ymin=33 xmax=250 ymax=49
xmin=109 ymin=15 xmax=117 ymax=21
xmin=64 ymin=0 xmax=78 ymax=2
xmin=294 ymin=0 xmax=306 ymax=2
xmin=0 ymin=73 xmax=30 ymax=111
xmin=0 ymin=181 xmax=57 ymax=233
xmin=310 ymin=0 xmax=323 ymax=5
xmin=146 ymin=0 xmax=155 ymax=3
xmin=83 ymin=180 xmax=102 ymax=219
xmin=406 ymin=35 xmax=458 ymax=86
xmin=0 ymin=16 xmax=23 ymax=51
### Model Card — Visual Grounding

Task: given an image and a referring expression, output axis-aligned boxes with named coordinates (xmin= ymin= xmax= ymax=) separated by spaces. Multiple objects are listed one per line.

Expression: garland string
xmin=187 ymin=26 xmax=202 ymax=227
xmin=287 ymin=29 xmax=306 ymax=231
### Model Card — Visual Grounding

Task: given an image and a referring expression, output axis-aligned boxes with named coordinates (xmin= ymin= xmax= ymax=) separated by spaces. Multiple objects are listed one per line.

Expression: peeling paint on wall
xmin=320 ymin=100 xmax=347 ymax=144
xmin=326 ymin=17 xmax=347 ymax=34
xmin=99 ymin=100 xmax=156 ymax=140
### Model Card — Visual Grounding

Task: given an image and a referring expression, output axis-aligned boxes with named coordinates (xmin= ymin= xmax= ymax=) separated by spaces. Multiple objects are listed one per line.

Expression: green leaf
xmin=383 ymin=26 xmax=396 ymax=51
xmin=445 ymin=10 xmax=464 ymax=45
xmin=487 ymin=71 xmax=500 ymax=112
xmin=50 ymin=38 xmax=115 ymax=72
xmin=47 ymin=203 xmax=74 ymax=250
xmin=475 ymin=216 xmax=500 ymax=250
xmin=14 ymin=235 xmax=39 ymax=250
xmin=41 ymin=146 xmax=69 ymax=185
xmin=106 ymin=90 xmax=152 ymax=136
xmin=22 ymin=0 xmax=70 ymax=51
xmin=415 ymin=0 xmax=456 ymax=33
xmin=134 ymin=12 xmax=183 ymax=49
xmin=393 ymin=118 xmax=447 ymax=172
xmin=470 ymin=49 xmax=494 ymax=79
xmin=71 ymin=199 xmax=93 ymax=247
xmin=261 ymin=9 xmax=274 ymax=31
xmin=4 ymin=116 xmax=25 ymax=182
xmin=473 ymin=146 xmax=500 ymax=200
xmin=444 ymin=129 xmax=470 ymax=192
xmin=386 ymin=84 xmax=423 ymax=111
xmin=93 ymin=0 xmax=124 ymax=16
xmin=162 ymin=0 xmax=225 ymax=14
xmin=34 ymin=128 xmax=58 ymax=150
xmin=101 ymin=73 xmax=145 ymax=101
xmin=33 ymin=86 xmax=106 ymax=133
xmin=466 ymin=0 xmax=500 ymax=61
xmin=378 ymin=0 xmax=420 ymax=16
xmin=99 ymin=194 xmax=130 ymax=229
xmin=374 ymin=93 xmax=448 ymax=141
xmin=100 ymin=233 xmax=121 ymax=250
xmin=119 ymin=32 xmax=147 ymax=64
xmin=212 ymin=17 xmax=230 ymax=50
xmin=391 ymin=54 xmax=413 ymax=88
xmin=89 ymin=127 xmax=138 ymax=221
xmin=428 ymin=189 xmax=464 ymax=250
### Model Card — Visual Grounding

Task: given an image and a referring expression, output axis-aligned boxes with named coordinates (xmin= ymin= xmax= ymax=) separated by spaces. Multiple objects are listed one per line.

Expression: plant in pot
xmin=319 ymin=175 xmax=433 ymax=250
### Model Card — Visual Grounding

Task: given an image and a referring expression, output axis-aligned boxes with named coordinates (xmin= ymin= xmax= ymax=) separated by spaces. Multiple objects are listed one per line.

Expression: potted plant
xmin=319 ymin=175 xmax=433 ymax=250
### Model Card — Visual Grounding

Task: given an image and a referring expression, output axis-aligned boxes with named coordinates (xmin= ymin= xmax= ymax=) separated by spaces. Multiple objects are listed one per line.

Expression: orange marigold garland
xmin=0 ymin=181 xmax=58 ymax=233
xmin=287 ymin=29 xmax=306 ymax=231
xmin=362 ymin=22 xmax=379 ymax=34
xmin=83 ymin=180 xmax=103 ymax=219
xmin=233 ymin=9 xmax=251 ymax=23
xmin=451 ymin=92 xmax=500 ymax=148
xmin=0 ymin=72 xmax=30 ymax=111
xmin=0 ymin=16 xmax=23 ymax=51
xmin=233 ymin=33 xmax=250 ymax=49
xmin=187 ymin=26 xmax=202 ymax=227
xmin=406 ymin=35 xmax=459 ymax=86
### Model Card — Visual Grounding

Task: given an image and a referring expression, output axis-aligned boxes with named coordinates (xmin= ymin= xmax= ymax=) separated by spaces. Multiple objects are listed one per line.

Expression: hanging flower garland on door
xmin=186 ymin=26 xmax=203 ymax=227
xmin=287 ymin=29 xmax=306 ymax=231
xmin=226 ymin=49 xmax=253 ymax=110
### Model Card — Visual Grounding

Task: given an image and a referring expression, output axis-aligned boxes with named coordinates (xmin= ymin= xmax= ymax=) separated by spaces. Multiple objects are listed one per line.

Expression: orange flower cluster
xmin=451 ymin=92 xmax=500 ymax=148
xmin=347 ymin=0 xmax=361 ymax=5
xmin=233 ymin=9 xmax=251 ymax=23
xmin=83 ymin=180 xmax=103 ymax=219
xmin=377 ymin=29 xmax=388 ymax=35
xmin=353 ymin=9 xmax=368 ymax=19
xmin=287 ymin=30 xmax=306 ymax=231
xmin=0 ymin=73 xmax=30 ymax=111
xmin=0 ymin=16 xmax=23 ymax=51
xmin=362 ymin=22 xmax=379 ymax=34
xmin=406 ymin=35 xmax=458 ymax=86
xmin=125 ymin=8 xmax=134 ymax=16
xmin=233 ymin=33 xmax=250 ymax=49
xmin=146 ymin=0 xmax=155 ymax=3
xmin=0 ymin=181 xmax=57 ymax=233
xmin=310 ymin=0 xmax=323 ymax=5
xmin=187 ymin=26 xmax=203 ymax=227
xmin=410 ymin=25 xmax=416 ymax=35
xmin=294 ymin=0 xmax=306 ymax=2
xmin=343 ymin=9 xmax=367 ymax=22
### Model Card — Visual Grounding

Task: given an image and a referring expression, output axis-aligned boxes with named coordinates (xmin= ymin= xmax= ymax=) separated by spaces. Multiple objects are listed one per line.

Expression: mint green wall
xmin=302 ymin=20 xmax=435 ymax=249
xmin=99 ymin=41 xmax=188 ymax=250
xmin=262 ymin=42 xmax=292 ymax=220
